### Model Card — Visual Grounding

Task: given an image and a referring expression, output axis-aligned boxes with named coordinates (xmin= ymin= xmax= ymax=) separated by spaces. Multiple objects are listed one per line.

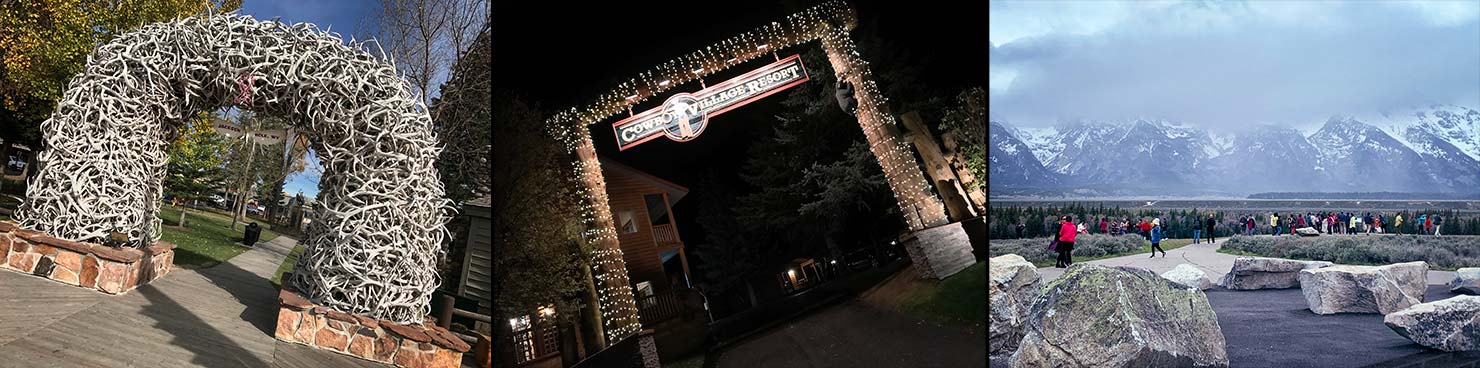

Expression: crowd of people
xmin=1239 ymin=212 xmax=1446 ymax=237
xmin=1029 ymin=210 xmax=1453 ymax=267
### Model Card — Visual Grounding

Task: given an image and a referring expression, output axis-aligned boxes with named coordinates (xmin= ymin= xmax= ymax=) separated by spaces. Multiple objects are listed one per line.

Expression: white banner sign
xmin=212 ymin=120 xmax=286 ymax=145
xmin=213 ymin=121 xmax=246 ymax=138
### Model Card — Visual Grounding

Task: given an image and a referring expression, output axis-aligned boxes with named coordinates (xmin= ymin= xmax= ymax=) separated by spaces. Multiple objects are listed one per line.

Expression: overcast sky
xmin=989 ymin=0 xmax=1480 ymax=131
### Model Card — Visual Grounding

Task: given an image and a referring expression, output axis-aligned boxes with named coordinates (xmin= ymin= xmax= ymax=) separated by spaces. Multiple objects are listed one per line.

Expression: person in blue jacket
xmin=1149 ymin=218 xmax=1167 ymax=258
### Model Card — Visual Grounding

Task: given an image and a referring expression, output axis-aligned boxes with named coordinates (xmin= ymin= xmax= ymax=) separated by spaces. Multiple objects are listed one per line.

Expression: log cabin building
xmin=598 ymin=156 xmax=693 ymax=297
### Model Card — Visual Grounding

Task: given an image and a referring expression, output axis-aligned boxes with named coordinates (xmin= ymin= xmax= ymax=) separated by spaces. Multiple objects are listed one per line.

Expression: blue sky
xmin=234 ymin=0 xmax=444 ymax=198
xmin=989 ymin=0 xmax=1480 ymax=130
xmin=237 ymin=0 xmax=376 ymax=198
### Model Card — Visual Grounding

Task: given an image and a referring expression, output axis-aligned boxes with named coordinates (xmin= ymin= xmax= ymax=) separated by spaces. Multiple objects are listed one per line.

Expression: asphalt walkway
xmin=0 ymin=235 xmax=387 ymax=368
xmin=715 ymin=299 xmax=986 ymax=368
xmin=990 ymin=234 xmax=1474 ymax=367
xmin=1035 ymin=235 xmax=1457 ymax=286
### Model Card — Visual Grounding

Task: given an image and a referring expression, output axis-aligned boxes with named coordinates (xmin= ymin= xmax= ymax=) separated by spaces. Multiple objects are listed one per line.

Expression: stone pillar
xmin=902 ymin=222 xmax=977 ymax=279
xmin=819 ymin=22 xmax=974 ymax=280
xmin=819 ymin=26 xmax=949 ymax=232
xmin=637 ymin=329 xmax=660 ymax=368
xmin=567 ymin=122 xmax=644 ymax=345
xmin=899 ymin=111 xmax=978 ymax=221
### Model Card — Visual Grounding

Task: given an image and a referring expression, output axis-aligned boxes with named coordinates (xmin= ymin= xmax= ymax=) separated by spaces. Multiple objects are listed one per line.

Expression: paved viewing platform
xmin=993 ymin=235 xmax=1479 ymax=367
xmin=0 ymin=236 xmax=389 ymax=367
xmin=1036 ymin=235 xmax=1458 ymax=285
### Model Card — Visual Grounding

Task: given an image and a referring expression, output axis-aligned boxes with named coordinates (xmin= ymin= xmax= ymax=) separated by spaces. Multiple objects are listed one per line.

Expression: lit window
xmin=509 ymin=315 xmax=531 ymax=331
xmin=618 ymin=210 xmax=638 ymax=234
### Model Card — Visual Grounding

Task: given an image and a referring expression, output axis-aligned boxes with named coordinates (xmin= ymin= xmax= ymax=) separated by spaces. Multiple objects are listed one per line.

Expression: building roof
xmin=597 ymin=156 xmax=689 ymax=204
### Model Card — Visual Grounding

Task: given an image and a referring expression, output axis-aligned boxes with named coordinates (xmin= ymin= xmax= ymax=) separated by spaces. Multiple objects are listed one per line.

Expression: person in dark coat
xmin=1055 ymin=216 xmax=1077 ymax=268
xmin=1205 ymin=213 xmax=1217 ymax=243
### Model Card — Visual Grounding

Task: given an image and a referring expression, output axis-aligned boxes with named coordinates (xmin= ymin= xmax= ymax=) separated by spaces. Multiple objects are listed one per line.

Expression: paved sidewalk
xmin=1035 ymin=235 xmax=1457 ymax=285
xmin=0 ymin=236 xmax=387 ymax=368
xmin=717 ymin=299 xmax=986 ymax=368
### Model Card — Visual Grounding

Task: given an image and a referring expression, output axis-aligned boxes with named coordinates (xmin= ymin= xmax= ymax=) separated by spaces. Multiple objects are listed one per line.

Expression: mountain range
xmin=989 ymin=104 xmax=1480 ymax=195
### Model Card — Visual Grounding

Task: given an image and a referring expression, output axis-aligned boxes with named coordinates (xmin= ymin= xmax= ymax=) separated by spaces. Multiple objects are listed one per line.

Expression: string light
xmin=541 ymin=0 xmax=949 ymax=343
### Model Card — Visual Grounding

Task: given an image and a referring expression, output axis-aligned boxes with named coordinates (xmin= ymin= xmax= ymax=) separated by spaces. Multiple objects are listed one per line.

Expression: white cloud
xmin=989 ymin=0 xmax=1480 ymax=130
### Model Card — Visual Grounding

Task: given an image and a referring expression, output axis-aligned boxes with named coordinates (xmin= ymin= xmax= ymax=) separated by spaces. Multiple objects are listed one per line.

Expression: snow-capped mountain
xmin=1376 ymin=104 xmax=1480 ymax=161
xmin=988 ymin=121 xmax=1059 ymax=188
xmin=1308 ymin=116 xmax=1430 ymax=191
xmin=1207 ymin=124 xmax=1329 ymax=192
xmin=987 ymin=105 xmax=1480 ymax=194
xmin=1036 ymin=118 xmax=1218 ymax=187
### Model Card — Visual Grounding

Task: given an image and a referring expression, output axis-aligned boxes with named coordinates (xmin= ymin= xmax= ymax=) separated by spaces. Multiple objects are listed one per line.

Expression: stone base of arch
xmin=901 ymin=221 xmax=977 ymax=280
xmin=0 ymin=221 xmax=175 ymax=294
xmin=274 ymin=287 xmax=471 ymax=368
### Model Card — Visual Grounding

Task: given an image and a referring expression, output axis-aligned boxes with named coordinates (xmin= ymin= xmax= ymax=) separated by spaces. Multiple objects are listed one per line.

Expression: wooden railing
xmin=652 ymin=223 xmax=680 ymax=246
xmin=635 ymin=289 xmax=691 ymax=325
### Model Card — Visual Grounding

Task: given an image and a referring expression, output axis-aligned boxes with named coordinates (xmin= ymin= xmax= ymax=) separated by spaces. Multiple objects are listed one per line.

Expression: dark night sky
xmin=492 ymin=0 xmax=985 ymax=264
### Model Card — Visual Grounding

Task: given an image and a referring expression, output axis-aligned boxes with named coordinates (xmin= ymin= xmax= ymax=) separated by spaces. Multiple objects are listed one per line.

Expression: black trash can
xmin=244 ymin=222 xmax=262 ymax=246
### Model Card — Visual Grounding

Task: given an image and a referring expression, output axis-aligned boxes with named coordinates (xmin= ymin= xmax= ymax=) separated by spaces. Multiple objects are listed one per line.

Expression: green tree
xmin=693 ymin=48 xmax=906 ymax=303
xmin=221 ymin=111 xmax=307 ymax=230
xmin=0 ymin=0 xmax=242 ymax=149
xmin=165 ymin=113 xmax=231 ymax=227
xmin=940 ymin=87 xmax=986 ymax=190
xmin=491 ymin=93 xmax=589 ymax=365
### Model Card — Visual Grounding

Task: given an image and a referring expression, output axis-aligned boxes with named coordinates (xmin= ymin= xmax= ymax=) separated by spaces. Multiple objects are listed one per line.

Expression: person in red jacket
xmin=1099 ymin=218 xmax=1109 ymax=234
xmin=1056 ymin=215 xmax=1078 ymax=268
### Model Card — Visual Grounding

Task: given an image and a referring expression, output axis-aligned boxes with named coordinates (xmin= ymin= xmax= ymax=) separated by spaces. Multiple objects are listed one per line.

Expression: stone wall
xmin=275 ymin=288 xmax=470 ymax=368
xmin=903 ymin=221 xmax=977 ymax=279
xmin=0 ymin=221 xmax=174 ymax=294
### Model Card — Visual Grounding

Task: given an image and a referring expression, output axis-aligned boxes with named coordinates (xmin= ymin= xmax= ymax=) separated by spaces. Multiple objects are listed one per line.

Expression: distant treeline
xmin=1247 ymin=192 xmax=1480 ymax=200
xmin=988 ymin=203 xmax=1480 ymax=239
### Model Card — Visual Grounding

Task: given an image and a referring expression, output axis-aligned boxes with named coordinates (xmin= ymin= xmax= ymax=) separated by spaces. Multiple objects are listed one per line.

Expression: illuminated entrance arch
xmin=15 ymin=14 xmax=452 ymax=324
xmin=544 ymin=0 xmax=973 ymax=344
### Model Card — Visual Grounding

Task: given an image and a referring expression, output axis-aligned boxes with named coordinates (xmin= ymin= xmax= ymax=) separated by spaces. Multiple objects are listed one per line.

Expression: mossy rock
xmin=1010 ymin=264 xmax=1229 ymax=368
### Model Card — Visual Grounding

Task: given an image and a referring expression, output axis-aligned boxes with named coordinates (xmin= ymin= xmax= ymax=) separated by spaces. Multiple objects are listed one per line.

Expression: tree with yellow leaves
xmin=0 ymin=0 xmax=242 ymax=148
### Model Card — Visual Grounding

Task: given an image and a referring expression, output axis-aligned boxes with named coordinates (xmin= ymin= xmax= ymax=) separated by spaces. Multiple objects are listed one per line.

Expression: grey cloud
xmin=988 ymin=1 xmax=1480 ymax=131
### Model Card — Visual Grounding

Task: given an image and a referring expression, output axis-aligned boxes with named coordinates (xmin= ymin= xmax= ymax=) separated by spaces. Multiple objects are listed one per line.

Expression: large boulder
xmin=1161 ymin=264 xmax=1214 ymax=290
xmin=990 ymin=254 xmax=1042 ymax=357
xmin=1295 ymin=227 xmax=1319 ymax=236
xmin=1450 ymin=268 xmax=1480 ymax=294
xmin=1010 ymin=264 xmax=1229 ymax=368
xmin=1384 ymin=295 xmax=1480 ymax=352
xmin=1219 ymin=257 xmax=1332 ymax=290
xmin=1299 ymin=261 xmax=1428 ymax=315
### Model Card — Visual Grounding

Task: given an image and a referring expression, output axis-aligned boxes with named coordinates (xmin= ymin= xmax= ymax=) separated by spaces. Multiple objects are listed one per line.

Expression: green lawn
xmin=894 ymin=261 xmax=987 ymax=333
xmin=1024 ymin=238 xmax=1195 ymax=268
xmin=271 ymin=244 xmax=305 ymax=289
xmin=157 ymin=205 xmax=280 ymax=269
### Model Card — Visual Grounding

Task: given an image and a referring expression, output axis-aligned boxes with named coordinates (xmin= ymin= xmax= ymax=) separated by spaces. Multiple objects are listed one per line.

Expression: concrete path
xmin=1035 ymin=235 xmax=1457 ymax=286
xmin=992 ymin=235 xmax=1476 ymax=368
xmin=0 ymin=235 xmax=388 ymax=368
xmin=716 ymin=299 xmax=986 ymax=368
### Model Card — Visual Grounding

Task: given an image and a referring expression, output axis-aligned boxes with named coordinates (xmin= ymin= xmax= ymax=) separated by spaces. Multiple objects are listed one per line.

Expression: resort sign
xmin=612 ymin=54 xmax=809 ymax=150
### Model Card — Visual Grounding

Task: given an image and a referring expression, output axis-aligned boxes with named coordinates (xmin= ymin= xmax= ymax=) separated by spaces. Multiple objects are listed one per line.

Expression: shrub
xmin=988 ymin=234 xmax=1146 ymax=265
xmin=1220 ymin=235 xmax=1480 ymax=270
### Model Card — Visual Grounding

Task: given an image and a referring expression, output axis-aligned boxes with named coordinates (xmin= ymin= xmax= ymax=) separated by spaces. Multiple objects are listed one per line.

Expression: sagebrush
xmin=1220 ymin=235 xmax=1480 ymax=270
xmin=988 ymin=234 xmax=1146 ymax=265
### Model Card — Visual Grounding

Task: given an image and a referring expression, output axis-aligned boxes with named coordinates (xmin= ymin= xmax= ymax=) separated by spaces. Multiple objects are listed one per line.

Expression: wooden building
xmin=598 ymin=157 xmax=693 ymax=298
xmin=459 ymin=196 xmax=492 ymax=318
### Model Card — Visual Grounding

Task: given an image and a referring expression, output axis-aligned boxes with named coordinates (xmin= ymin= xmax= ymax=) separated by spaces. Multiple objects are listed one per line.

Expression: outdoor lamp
xmin=788 ymin=269 xmax=796 ymax=277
